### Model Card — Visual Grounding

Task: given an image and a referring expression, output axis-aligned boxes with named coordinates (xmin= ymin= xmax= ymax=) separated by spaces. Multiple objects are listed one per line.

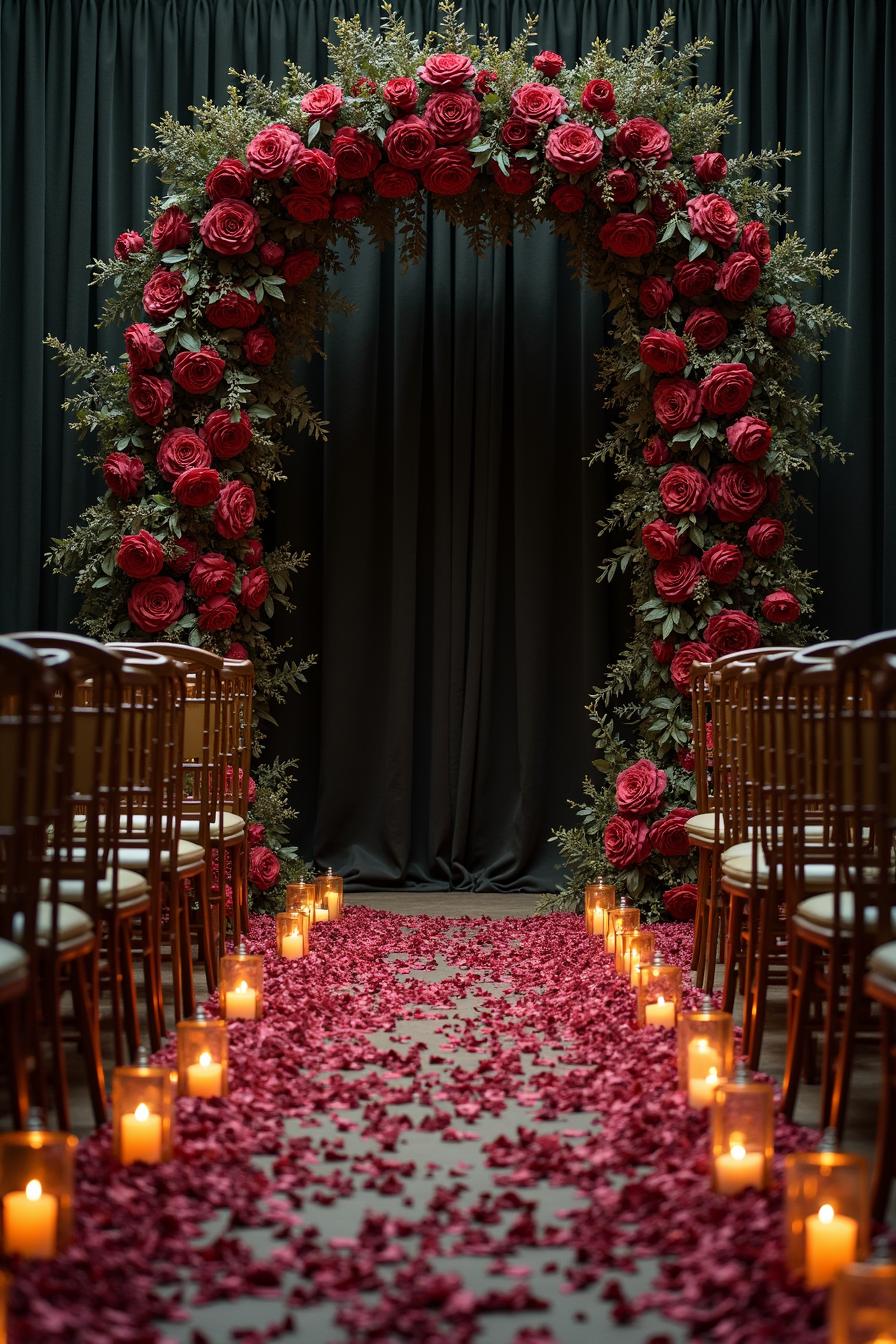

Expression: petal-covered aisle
xmin=11 ymin=911 xmax=829 ymax=1343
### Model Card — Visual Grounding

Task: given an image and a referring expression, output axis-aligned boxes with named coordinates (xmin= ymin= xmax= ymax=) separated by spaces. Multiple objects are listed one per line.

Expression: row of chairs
xmin=0 ymin=633 xmax=254 ymax=1130
xmin=687 ymin=633 xmax=896 ymax=1218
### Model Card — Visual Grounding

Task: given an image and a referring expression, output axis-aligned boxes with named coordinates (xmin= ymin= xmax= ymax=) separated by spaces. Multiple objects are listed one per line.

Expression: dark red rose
xmin=687 ymin=192 xmax=740 ymax=247
xmin=607 ymin=169 xmax=638 ymax=204
xmin=699 ymin=362 xmax=755 ymax=416
xmin=639 ymin=276 xmax=674 ymax=318
xmin=142 ymin=268 xmax=185 ymax=318
xmin=419 ymin=52 xmax=474 ymax=88
xmin=172 ymin=467 xmax=221 ymax=508
xmin=169 ymin=537 xmax=199 ymax=574
xmin=726 ymin=415 xmax=772 ymax=462
xmin=673 ymin=257 xmax=720 ymax=298
xmin=616 ymin=758 xmax=667 ymax=815
xmin=382 ymin=76 xmax=419 ymax=111
xmin=653 ymin=638 xmax=675 ymax=664
xmin=684 ymin=308 xmax=728 ymax=351
xmin=372 ymin=164 xmax=418 ymax=199
xmin=259 ymin=241 xmax=285 ymax=266
xmin=190 ymin=553 xmax=236 ymax=597
xmin=331 ymin=126 xmax=381 ymax=179
xmin=124 ymin=323 xmax=164 ymax=372
xmin=204 ymin=409 xmax=252 ymax=460
xmin=156 ymin=427 xmax=211 ymax=481
xmin=215 ymin=481 xmax=256 ymax=539
xmin=659 ymin=463 xmax=711 ymax=515
xmin=533 ymin=50 xmax=564 ymax=76
xmin=151 ymin=206 xmax=191 ymax=253
xmin=654 ymin=554 xmax=700 ymax=603
xmin=128 ymin=374 xmax=173 ymax=425
xmin=604 ymin=814 xmax=652 ymax=868
xmin=510 ymin=83 xmax=568 ymax=124
xmin=705 ymin=609 xmax=761 ymax=653
xmin=650 ymin=807 xmax=698 ymax=857
xmin=127 ymin=576 xmax=185 ymax=633
xmin=421 ymin=147 xmax=477 ymax=196
xmin=172 ymin=346 xmax=226 ymax=395
xmin=205 ymin=157 xmax=253 ymax=201
xmin=116 ymin=531 xmax=164 ymax=579
xmin=226 ymin=641 xmax=249 ymax=660
xmin=247 ymin=821 xmax=266 ymax=848
xmin=353 ymin=77 xmax=377 ymax=97
xmin=649 ymin=179 xmax=687 ymax=222
xmin=550 ymin=184 xmax=585 ymax=213
xmin=639 ymin=329 xmax=688 ymax=374
xmin=613 ymin=117 xmax=672 ymax=165
xmin=198 ymin=595 xmax=239 ymax=631
xmin=198 ymin=200 xmax=261 ymax=256
xmin=282 ymin=191 xmax=331 ymax=223
xmin=711 ymin=463 xmax=766 ymax=521
xmin=474 ymin=70 xmax=496 ymax=97
xmin=240 ymin=565 xmax=270 ymax=610
xmin=641 ymin=520 xmax=679 ymax=560
xmin=333 ymin=192 xmax=364 ymax=220
xmin=500 ymin=116 xmax=536 ymax=148
xmin=292 ymin=147 xmax=337 ymax=196
xmin=490 ymin=160 xmax=536 ymax=196
xmin=693 ymin=152 xmax=728 ymax=184
xmin=249 ymin=845 xmax=281 ymax=891
xmin=701 ymin=542 xmax=743 ymax=585
xmin=715 ymin=250 xmax=761 ymax=302
xmin=643 ymin=436 xmax=671 ymax=467
xmin=670 ymin=640 xmax=715 ymax=693
xmin=423 ymin=91 xmax=481 ymax=145
xmin=652 ymin=377 xmax=702 ymax=432
xmin=581 ymin=79 xmax=615 ymax=115
xmin=246 ymin=775 xmax=257 ymax=805
xmin=244 ymin=538 xmax=264 ymax=566
xmin=767 ymin=304 xmax=796 ymax=338
xmin=762 ymin=589 xmax=801 ymax=623
xmin=741 ymin=220 xmax=772 ymax=265
xmin=599 ymin=213 xmax=657 ymax=257
xmin=103 ymin=453 xmax=144 ymax=499
xmin=664 ymin=883 xmax=699 ymax=920
xmin=282 ymin=250 xmax=320 ymax=285
xmin=205 ymin=292 xmax=262 ymax=328
xmin=300 ymin=83 xmax=344 ymax=121
xmin=384 ymin=115 xmax=436 ymax=170
xmin=242 ymin=327 xmax=276 ymax=366
xmin=246 ymin=123 xmax=300 ymax=179
xmin=545 ymin=121 xmax=603 ymax=174
xmin=114 ymin=230 xmax=144 ymax=260
xmin=747 ymin=517 xmax=785 ymax=557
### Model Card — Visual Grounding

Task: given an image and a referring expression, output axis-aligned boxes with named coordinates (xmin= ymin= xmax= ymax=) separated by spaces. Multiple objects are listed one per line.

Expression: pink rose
xmin=384 ymin=115 xmax=436 ymax=170
xmin=704 ymin=609 xmax=761 ymax=654
xmin=156 ymin=428 xmax=211 ymax=481
xmin=545 ymin=122 xmax=603 ymax=175
xmin=172 ymin=347 xmax=226 ymax=395
xmin=701 ymin=542 xmax=743 ymax=585
xmin=127 ymin=577 xmax=185 ymax=633
xmin=128 ymin=375 xmax=173 ymax=425
xmin=249 ymin=845 xmax=281 ymax=891
xmin=510 ymin=83 xmax=568 ymax=124
xmin=300 ymin=83 xmax=344 ymax=121
xmin=198 ymin=595 xmax=238 ymax=631
xmin=191 ymin=553 xmax=236 ymax=598
xmin=726 ymin=415 xmax=772 ymax=462
xmin=654 ymin=554 xmax=701 ymax=603
xmin=639 ymin=329 xmax=688 ymax=374
xmin=715 ymin=250 xmax=761 ymax=302
xmin=711 ymin=463 xmax=766 ymax=522
xmin=240 ymin=565 xmax=270 ymax=610
xmin=151 ymin=206 xmax=191 ymax=253
xmin=331 ymin=126 xmax=381 ymax=179
xmin=659 ymin=463 xmax=711 ymax=515
xmin=639 ymin=276 xmax=673 ymax=317
xmin=693 ymin=152 xmax=727 ymax=184
xmin=652 ymin=377 xmax=702 ymax=432
xmin=419 ymin=53 xmax=474 ymax=89
xmin=214 ymin=481 xmax=256 ymax=539
xmin=198 ymin=200 xmax=261 ymax=256
xmin=615 ymin=758 xmax=667 ymax=815
xmin=670 ymin=640 xmax=715 ymax=694
xmin=699 ymin=362 xmax=754 ymax=417
xmin=103 ymin=453 xmax=144 ymax=499
xmin=124 ymin=323 xmax=164 ymax=372
xmin=205 ymin=157 xmax=253 ymax=201
xmin=204 ymin=409 xmax=252 ymax=460
xmin=142 ymin=268 xmax=185 ymax=318
xmin=114 ymin=230 xmax=144 ymax=260
xmin=650 ymin=807 xmax=698 ymax=857
xmin=172 ymin=467 xmax=221 ymax=508
xmin=613 ymin=117 xmax=672 ymax=166
xmin=747 ymin=517 xmax=785 ymax=558
xmin=116 ymin=531 xmax=164 ymax=579
xmin=767 ymin=304 xmax=796 ymax=338
xmin=684 ymin=307 xmax=728 ymax=351
xmin=243 ymin=327 xmax=276 ymax=366
xmin=641 ymin=520 xmax=679 ymax=561
xmin=762 ymin=589 xmax=801 ymax=623
xmin=687 ymin=193 xmax=739 ymax=247
xmin=204 ymin=292 xmax=262 ymax=329
xmin=382 ymin=77 xmax=419 ymax=112
xmin=246 ymin=123 xmax=300 ymax=179
xmin=423 ymin=91 xmax=481 ymax=145
xmin=604 ymin=814 xmax=652 ymax=868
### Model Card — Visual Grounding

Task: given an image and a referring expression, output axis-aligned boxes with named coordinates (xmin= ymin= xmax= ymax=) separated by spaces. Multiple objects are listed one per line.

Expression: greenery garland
xmin=46 ymin=6 xmax=845 ymax=916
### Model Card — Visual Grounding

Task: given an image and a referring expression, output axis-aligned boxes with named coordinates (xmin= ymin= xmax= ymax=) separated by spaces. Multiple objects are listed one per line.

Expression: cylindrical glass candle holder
xmin=111 ymin=1047 xmax=175 ymax=1165
xmin=626 ymin=928 xmax=656 ymax=988
xmin=176 ymin=1007 xmax=228 ymax=1098
xmin=316 ymin=868 xmax=343 ymax=920
xmin=709 ymin=1062 xmax=774 ymax=1195
xmin=0 ymin=1116 xmax=78 ymax=1257
xmin=635 ymin=955 xmax=682 ymax=1028
xmin=784 ymin=1134 xmax=869 ymax=1289
xmin=219 ymin=942 xmax=264 ymax=1020
xmin=829 ymin=1240 xmax=896 ymax=1344
xmin=677 ymin=995 xmax=735 ymax=1108
xmin=285 ymin=880 xmax=315 ymax=917
xmin=0 ymin=1268 xmax=8 ymax=1343
xmin=276 ymin=909 xmax=310 ymax=960
xmin=606 ymin=901 xmax=640 ymax=956
xmin=584 ymin=877 xmax=616 ymax=937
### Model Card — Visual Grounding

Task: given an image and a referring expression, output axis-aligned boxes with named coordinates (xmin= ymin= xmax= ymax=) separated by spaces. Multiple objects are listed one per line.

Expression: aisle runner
xmin=12 ymin=912 xmax=829 ymax=1343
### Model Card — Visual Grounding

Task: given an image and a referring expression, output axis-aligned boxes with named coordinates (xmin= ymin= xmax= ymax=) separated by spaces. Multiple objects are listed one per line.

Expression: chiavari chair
xmin=216 ymin=659 xmax=254 ymax=950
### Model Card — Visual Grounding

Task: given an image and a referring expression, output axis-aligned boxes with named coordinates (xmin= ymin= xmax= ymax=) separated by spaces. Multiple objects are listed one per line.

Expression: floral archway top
xmin=49 ymin=7 xmax=844 ymax=913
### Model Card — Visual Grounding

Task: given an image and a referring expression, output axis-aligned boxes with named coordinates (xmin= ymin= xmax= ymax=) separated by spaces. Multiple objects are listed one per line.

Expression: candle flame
xmin=199 ymin=1051 xmax=212 ymax=1067
xmin=818 ymin=1203 xmax=835 ymax=1224
xmin=657 ymin=995 xmax=665 ymax=1005
xmin=25 ymin=1179 xmax=42 ymax=1201
xmin=237 ymin=980 xmax=248 ymax=993
xmin=706 ymin=1068 xmax=719 ymax=1084
xmin=134 ymin=1102 xmax=150 ymax=1122
xmin=696 ymin=1038 xmax=710 ymax=1054
xmin=730 ymin=1143 xmax=746 ymax=1161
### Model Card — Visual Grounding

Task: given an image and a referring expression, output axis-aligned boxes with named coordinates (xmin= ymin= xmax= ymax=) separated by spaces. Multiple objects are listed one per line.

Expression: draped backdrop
xmin=2 ymin=0 xmax=894 ymax=890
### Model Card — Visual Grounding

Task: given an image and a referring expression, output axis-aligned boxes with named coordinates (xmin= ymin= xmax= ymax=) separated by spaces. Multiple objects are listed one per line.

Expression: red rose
xmin=639 ymin=276 xmax=674 ymax=318
xmin=711 ymin=463 xmax=766 ymax=522
xmin=205 ymin=157 xmax=253 ymax=201
xmin=124 ymin=322 xmax=164 ymax=372
xmin=741 ymin=220 xmax=772 ymax=265
xmin=693 ymin=152 xmax=727 ymax=184
xmin=747 ymin=517 xmax=785 ymax=558
xmin=128 ymin=375 xmax=173 ymax=426
xmin=664 ymin=882 xmax=699 ymax=920
xmin=659 ymin=463 xmax=711 ymax=516
xmin=673 ymin=258 xmax=720 ymax=298
xmin=501 ymin=116 xmax=536 ymax=148
xmin=491 ymin=160 xmax=536 ymax=196
xmin=259 ymin=241 xmax=285 ymax=266
xmin=653 ymin=639 xmax=675 ymax=664
xmin=243 ymin=539 xmax=262 ymax=567
xmin=246 ymin=775 xmax=257 ymax=804
xmin=204 ymin=409 xmax=252 ymax=460
xmin=699 ymin=362 xmax=754 ymax=416
xmin=545 ymin=121 xmax=603 ymax=174
xmin=654 ymin=555 xmax=700 ymax=603
xmin=142 ymin=268 xmax=185 ymax=318
xmin=613 ymin=116 xmax=672 ymax=165
xmin=116 ymin=531 xmax=164 ymax=579
xmin=191 ymin=552 xmax=236 ymax=597
xmin=114 ymin=230 xmax=144 ymax=260
xmin=421 ymin=147 xmax=477 ymax=196
xmin=510 ymin=83 xmax=568 ymax=124
xmin=701 ymin=542 xmax=743 ymax=585
xmin=331 ymin=126 xmax=381 ymax=179
xmin=704 ymin=609 xmax=761 ymax=653
xmin=373 ymin=164 xmax=418 ymax=199
xmin=292 ymin=147 xmax=337 ymax=196
xmin=172 ymin=467 xmax=221 ymax=508
xmin=581 ymin=79 xmax=616 ymax=114
xmin=198 ymin=200 xmax=261 ymax=256
xmin=243 ymin=327 xmax=276 ymax=366
xmin=687 ymin=192 xmax=740 ymax=247
xmin=533 ymin=50 xmax=564 ymax=76
xmin=127 ymin=576 xmax=185 ymax=633
xmin=474 ymin=70 xmax=496 ymax=97
xmin=423 ymin=91 xmax=481 ymax=145
xmin=384 ymin=115 xmax=436 ymax=170
xmin=642 ymin=520 xmax=679 ymax=560
xmin=639 ymin=329 xmax=688 ymax=374
xmin=767 ymin=304 xmax=796 ymax=339
xmin=103 ymin=453 xmax=144 ymax=499
xmin=670 ymin=640 xmax=715 ymax=694
xmin=616 ymin=758 xmax=667 ymax=815
xmin=283 ymin=190 xmax=331 ymax=224
xmin=156 ymin=427 xmax=210 ymax=481
xmin=172 ymin=346 xmax=226 ymax=395
xmin=643 ymin=435 xmax=670 ymax=467
xmin=649 ymin=180 xmax=687 ymax=223
xmin=551 ymin=184 xmax=585 ymax=213
xmin=650 ymin=807 xmax=698 ymax=857
xmin=652 ymin=377 xmax=702 ymax=432
xmin=604 ymin=815 xmax=652 ymax=868
xmin=215 ymin=481 xmax=256 ymax=539
xmin=151 ymin=206 xmax=191 ymax=253
xmin=301 ymin=83 xmax=344 ymax=121
xmin=766 ymin=474 xmax=783 ymax=505
xmin=198 ymin=596 xmax=238 ymax=631
xmin=282 ymin=250 xmax=319 ymax=285
xmin=684 ymin=307 xmax=728 ymax=351
xmin=599 ymin=213 xmax=657 ymax=257
xmin=249 ymin=845 xmax=281 ymax=892
xmin=715 ymin=250 xmax=761 ymax=302
xmin=169 ymin=537 xmax=199 ymax=574
xmin=762 ymin=589 xmax=801 ymax=623
xmin=246 ymin=123 xmax=300 ymax=179
xmin=382 ymin=77 xmax=419 ymax=112
xmin=240 ymin=565 xmax=270 ymax=610
xmin=226 ymin=642 xmax=249 ymax=660
xmin=607 ymin=169 xmax=638 ymax=204
xmin=419 ymin=53 xmax=474 ymax=89
xmin=726 ymin=415 xmax=772 ymax=462
xmin=333 ymin=192 xmax=364 ymax=220
xmin=205 ymin=292 xmax=262 ymax=328
xmin=247 ymin=821 xmax=266 ymax=847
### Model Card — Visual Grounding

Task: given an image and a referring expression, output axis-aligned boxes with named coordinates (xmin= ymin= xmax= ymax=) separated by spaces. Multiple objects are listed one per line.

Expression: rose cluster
xmin=603 ymin=759 xmax=696 ymax=870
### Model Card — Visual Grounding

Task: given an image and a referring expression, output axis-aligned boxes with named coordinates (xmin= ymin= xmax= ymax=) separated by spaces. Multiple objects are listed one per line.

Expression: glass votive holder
xmin=219 ymin=941 xmax=264 ymax=1020
xmin=784 ymin=1132 xmax=869 ymax=1289
xmin=710 ymin=1062 xmax=774 ymax=1195
xmin=829 ymin=1239 xmax=896 ymax=1344
xmin=111 ymin=1046 xmax=175 ymax=1165
xmin=606 ymin=899 xmax=640 ymax=955
xmin=584 ymin=876 xmax=616 ymax=937
xmin=176 ymin=1006 xmax=228 ymax=1098
xmin=635 ymin=954 xmax=682 ymax=1027
xmin=0 ymin=1113 xmax=78 ymax=1257
xmin=316 ymin=867 xmax=343 ymax=920
xmin=677 ymin=995 xmax=735 ymax=1108
xmin=626 ymin=927 xmax=656 ymax=988
xmin=276 ymin=909 xmax=310 ymax=959
xmin=285 ymin=880 xmax=315 ymax=916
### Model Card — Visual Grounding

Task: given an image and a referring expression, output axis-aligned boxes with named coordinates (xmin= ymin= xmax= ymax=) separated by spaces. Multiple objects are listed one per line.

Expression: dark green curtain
xmin=2 ymin=1 xmax=894 ymax=889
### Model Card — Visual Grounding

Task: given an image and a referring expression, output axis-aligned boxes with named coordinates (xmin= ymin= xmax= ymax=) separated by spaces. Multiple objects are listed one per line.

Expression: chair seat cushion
xmin=687 ymin=815 xmax=829 ymax=848
xmin=0 ymin=939 xmax=28 ymax=990
xmin=721 ymin=843 xmax=838 ymax=890
xmin=868 ymin=940 xmax=896 ymax=981
xmin=792 ymin=892 xmax=885 ymax=933
xmin=13 ymin=902 xmax=94 ymax=950
xmin=181 ymin=812 xmax=244 ymax=841
xmin=39 ymin=867 xmax=149 ymax=911
xmin=116 ymin=839 xmax=206 ymax=873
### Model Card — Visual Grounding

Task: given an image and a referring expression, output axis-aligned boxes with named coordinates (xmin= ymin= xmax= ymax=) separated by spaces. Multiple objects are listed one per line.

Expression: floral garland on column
xmin=47 ymin=7 xmax=844 ymax=914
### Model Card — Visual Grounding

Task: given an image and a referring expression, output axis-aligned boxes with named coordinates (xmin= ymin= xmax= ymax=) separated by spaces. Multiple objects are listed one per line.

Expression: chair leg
xmin=872 ymin=1002 xmax=895 ymax=1222
xmin=70 ymin=951 xmax=106 ymax=1126
xmin=722 ymin=891 xmax=743 ymax=1015
xmin=740 ymin=895 xmax=760 ymax=1055
xmin=179 ymin=877 xmax=197 ymax=1017
xmin=167 ymin=875 xmax=184 ymax=1025
xmin=820 ymin=941 xmax=843 ymax=1130
xmin=197 ymin=866 xmax=218 ymax=994
xmin=830 ymin=951 xmax=862 ymax=1139
xmin=691 ymin=848 xmax=706 ymax=975
xmin=141 ymin=911 xmax=163 ymax=1051
xmin=701 ymin=848 xmax=723 ymax=993
xmin=746 ymin=898 xmax=773 ymax=1070
xmin=4 ymin=997 xmax=30 ymax=1127
xmin=118 ymin=918 xmax=141 ymax=1059
xmin=42 ymin=958 xmax=70 ymax=1132
xmin=783 ymin=933 xmax=814 ymax=1117
xmin=107 ymin=917 xmax=125 ymax=1068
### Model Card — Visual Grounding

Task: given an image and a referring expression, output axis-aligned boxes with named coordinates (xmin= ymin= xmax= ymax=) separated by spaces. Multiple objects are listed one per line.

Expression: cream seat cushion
xmin=687 ymin=814 xmax=828 ymax=847
xmin=791 ymin=892 xmax=883 ymax=932
xmin=117 ymin=839 xmax=205 ymax=872
xmin=0 ymin=939 xmax=28 ymax=989
xmin=75 ymin=813 xmax=244 ymax=840
xmin=39 ymin=867 xmax=149 ymax=911
xmin=721 ymin=842 xmax=839 ymax=891
xmin=869 ymin=940 xmax=896 ymax=981
xmin=13 ymin=902 xmax=94 ymax=950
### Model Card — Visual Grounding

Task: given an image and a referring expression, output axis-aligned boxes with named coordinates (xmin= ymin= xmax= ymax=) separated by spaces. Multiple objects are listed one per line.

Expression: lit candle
xmin=804 ymin=1202 xmax=858 ymax=1288
xmin=688 ymin=1065 xmax=721 ymax=1111
xmin=120 ymin=1102 xmax=163 ymax=1165
xmin=281 ymin=931 xmax=306 ymax=959
xmin=325 ymin=889 xmax=340 ymax=920
xmin=714 ymin=1142 xmax=765 ymax=1195
xmin=606 ymin=929 xmax=616 ymax=954
xmin=592 ymin=907 xmax=605 ymax=936
xmin=629 ymin=955 xmax=641 ymax=988
xmin=225 ymin=979 xmax=257 ymax=1020
xmin=622 ymin=949 xmax=632 ymax=977
xmin=3 ymin=1179 xmax=58 ymax=1258
xmin=186 ymin=1050 xmax=223 ymax=1098
xmin=314 ymin=905 xmax=330 ymax=924
xmin=687 ymin=1037 xmax=723 ymax=1109
xmin=645 ymin=995 xmax=676 ymax=1028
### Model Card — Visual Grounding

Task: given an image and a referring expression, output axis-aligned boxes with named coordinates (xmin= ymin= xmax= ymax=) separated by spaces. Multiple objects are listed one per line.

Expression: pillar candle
xmin=281 ymin=931 xmax=306 ymax=959
xmin=326 ymin=890 xmax=340 ymax=920
xmin=314 ymin=906 xmax=330 ymax=924
xmin=225 ymin=980 xmax=257 ymax=1019
xmin=714 ymin=1143 xmax=765 ymax=1195
xmin=645 ymin=996 xmax=676 ymax=1027
xmin=186 ymin=1051 xmax=223 ymax=1098
xmin=629 ymin=956 xmax=641 ymax=988
xmin=804 ymin=1203 xmax=858 ymax=1288
xmin=120 ymin=1102 xmax=163 ymax=1165
xmin=688 ymin=1066 xmax=720 ymax=1111
xmin=3 ymin=1180 xmax=58 ymax=1258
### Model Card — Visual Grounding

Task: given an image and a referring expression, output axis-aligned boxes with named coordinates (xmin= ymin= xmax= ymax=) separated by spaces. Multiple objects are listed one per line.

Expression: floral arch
xmin=49 ymin=8 xmax=844 ymax=915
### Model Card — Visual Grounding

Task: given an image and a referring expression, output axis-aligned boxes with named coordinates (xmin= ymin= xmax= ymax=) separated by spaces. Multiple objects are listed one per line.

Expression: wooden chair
xmin=216 ymin=659 xmax=254 ymax=950
xmin=865 ymin=937 xmax=896 ymax=1220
